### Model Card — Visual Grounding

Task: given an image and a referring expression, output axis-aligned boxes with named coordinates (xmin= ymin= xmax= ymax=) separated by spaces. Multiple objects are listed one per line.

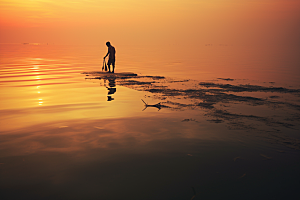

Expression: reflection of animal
xmin=141 ymin=99 xmax=165 ymax=111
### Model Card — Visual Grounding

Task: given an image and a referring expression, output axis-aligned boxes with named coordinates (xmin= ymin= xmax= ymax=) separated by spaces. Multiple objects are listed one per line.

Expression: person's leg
xmin=112 ymin=59 xmax=115 ymax=73
xmin=108 ymin=64 xmax=111 ymax=72
xmin=107 ymin=59 xmax=111 ymax=72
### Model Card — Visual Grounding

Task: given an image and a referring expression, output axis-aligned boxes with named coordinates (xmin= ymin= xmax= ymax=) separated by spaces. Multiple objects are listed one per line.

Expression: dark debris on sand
xmin=83 ymin=72 xmax=300 ymax=150
xmin=199 ymin=82 xmax=300 ymax=93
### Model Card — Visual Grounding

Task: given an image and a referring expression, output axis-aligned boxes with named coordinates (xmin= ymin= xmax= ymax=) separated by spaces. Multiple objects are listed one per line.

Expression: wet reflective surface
xmin=0 ymin=44 xmax=300 ymax=199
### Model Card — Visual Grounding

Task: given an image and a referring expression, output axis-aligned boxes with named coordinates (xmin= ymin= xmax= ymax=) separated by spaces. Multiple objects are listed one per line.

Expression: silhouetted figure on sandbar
xmin=103 ymin=41 xmax=116 ymax=73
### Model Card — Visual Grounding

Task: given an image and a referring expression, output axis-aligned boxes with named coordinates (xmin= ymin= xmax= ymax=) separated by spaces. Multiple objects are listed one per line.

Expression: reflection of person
xmin=107 ymin=77 xmax=116 ymax=95
xmin=103 ymin=41 xmax=116 ymax=73
xmin=103 ymin=77 xmax=116 ymax=101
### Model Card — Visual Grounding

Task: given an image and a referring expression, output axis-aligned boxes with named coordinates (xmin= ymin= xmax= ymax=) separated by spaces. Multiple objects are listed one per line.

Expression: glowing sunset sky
xmin=0 ymin=0 xmax=299 ymax=45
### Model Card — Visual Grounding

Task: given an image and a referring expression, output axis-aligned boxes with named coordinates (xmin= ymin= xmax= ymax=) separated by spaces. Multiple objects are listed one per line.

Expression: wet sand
xmin=85 ymin=71 xmax=300 ymax=149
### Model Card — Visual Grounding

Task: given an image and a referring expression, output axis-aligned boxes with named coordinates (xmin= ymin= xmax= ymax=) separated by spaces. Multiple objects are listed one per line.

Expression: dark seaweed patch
xmin=199 ymin=82 xmax=300 ymax=93
xmin=83 ymin=72 xmax=300 ymax=149
xmin=217 ymin=78 xmax=234 ymax=81
xmin=269 ymin=96 xmax=280 ymax=99
xmin=121 ymin=80 xmax=155 ymax=85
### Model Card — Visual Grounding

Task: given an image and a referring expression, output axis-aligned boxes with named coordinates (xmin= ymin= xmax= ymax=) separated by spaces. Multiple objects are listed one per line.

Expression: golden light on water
xmin=38 ymin=97 xmax=43 ymax=105
xmin=0 ymin=1 xmax=300 ymax=199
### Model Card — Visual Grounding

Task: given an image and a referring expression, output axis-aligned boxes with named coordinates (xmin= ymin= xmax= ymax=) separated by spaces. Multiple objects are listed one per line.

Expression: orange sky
xmin=0 ymin=0 xmax=300 ymax=45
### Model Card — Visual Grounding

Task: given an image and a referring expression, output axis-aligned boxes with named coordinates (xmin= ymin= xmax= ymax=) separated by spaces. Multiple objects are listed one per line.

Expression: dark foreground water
xmin=0 ymin=44 xmax=300 ymax=199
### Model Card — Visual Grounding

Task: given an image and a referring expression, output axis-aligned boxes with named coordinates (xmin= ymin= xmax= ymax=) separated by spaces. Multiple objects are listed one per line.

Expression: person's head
xmin=106 ymin=41 xmax=111 ymax=47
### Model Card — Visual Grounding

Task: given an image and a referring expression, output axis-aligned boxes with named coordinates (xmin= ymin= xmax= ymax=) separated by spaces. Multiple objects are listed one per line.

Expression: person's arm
xmin=104 ymin=51 xmax=109 ymax=59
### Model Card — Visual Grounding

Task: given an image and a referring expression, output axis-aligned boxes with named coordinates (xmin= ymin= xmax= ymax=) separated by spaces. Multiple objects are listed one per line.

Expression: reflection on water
xmin=85 ymin=71 xmax=300 ymax=150
xmin=0 ymin=44 xmax=300 ymax=199
xmin=104 ymin=77 xmax=116 ymax=101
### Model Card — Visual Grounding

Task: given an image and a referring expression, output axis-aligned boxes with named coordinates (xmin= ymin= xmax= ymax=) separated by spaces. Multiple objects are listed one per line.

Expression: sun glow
xmin=1 ymin=0 xmax=299 ymax=45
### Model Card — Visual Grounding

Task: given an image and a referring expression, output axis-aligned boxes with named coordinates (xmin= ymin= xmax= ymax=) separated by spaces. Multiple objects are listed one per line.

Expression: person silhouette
xmin=103 ymin=41 xmax=116 ymax=73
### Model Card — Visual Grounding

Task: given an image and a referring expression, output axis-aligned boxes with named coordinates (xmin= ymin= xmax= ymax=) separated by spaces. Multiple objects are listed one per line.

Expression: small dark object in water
xmin=182 ymin=118 xmax=198 ymax=123
xmin=141 ymin=99 xmax=168 ymax=111
xmin=217 ymin=78 xmax=234 ymax=81
xmin=269 ymin=95 xmax=279 ymax=99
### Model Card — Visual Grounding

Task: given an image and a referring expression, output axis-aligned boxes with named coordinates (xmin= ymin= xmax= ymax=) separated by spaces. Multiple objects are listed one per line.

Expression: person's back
xmin=108 ymin=45 xmax=116 ymax=59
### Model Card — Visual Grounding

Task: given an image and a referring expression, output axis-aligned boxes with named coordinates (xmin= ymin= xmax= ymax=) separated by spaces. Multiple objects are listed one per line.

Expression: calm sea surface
xmin=0 ymin=43 xmax=300 ymax=199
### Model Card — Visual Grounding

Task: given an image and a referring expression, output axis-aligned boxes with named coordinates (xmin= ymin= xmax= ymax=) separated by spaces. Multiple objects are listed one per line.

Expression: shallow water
xmin=0 ymin=43 xmax=300 ymax=199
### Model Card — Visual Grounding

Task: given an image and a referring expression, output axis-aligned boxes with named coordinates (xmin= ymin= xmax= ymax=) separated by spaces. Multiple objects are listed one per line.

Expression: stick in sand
xmin=141 ymin=99 xmax=163 ymax=111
